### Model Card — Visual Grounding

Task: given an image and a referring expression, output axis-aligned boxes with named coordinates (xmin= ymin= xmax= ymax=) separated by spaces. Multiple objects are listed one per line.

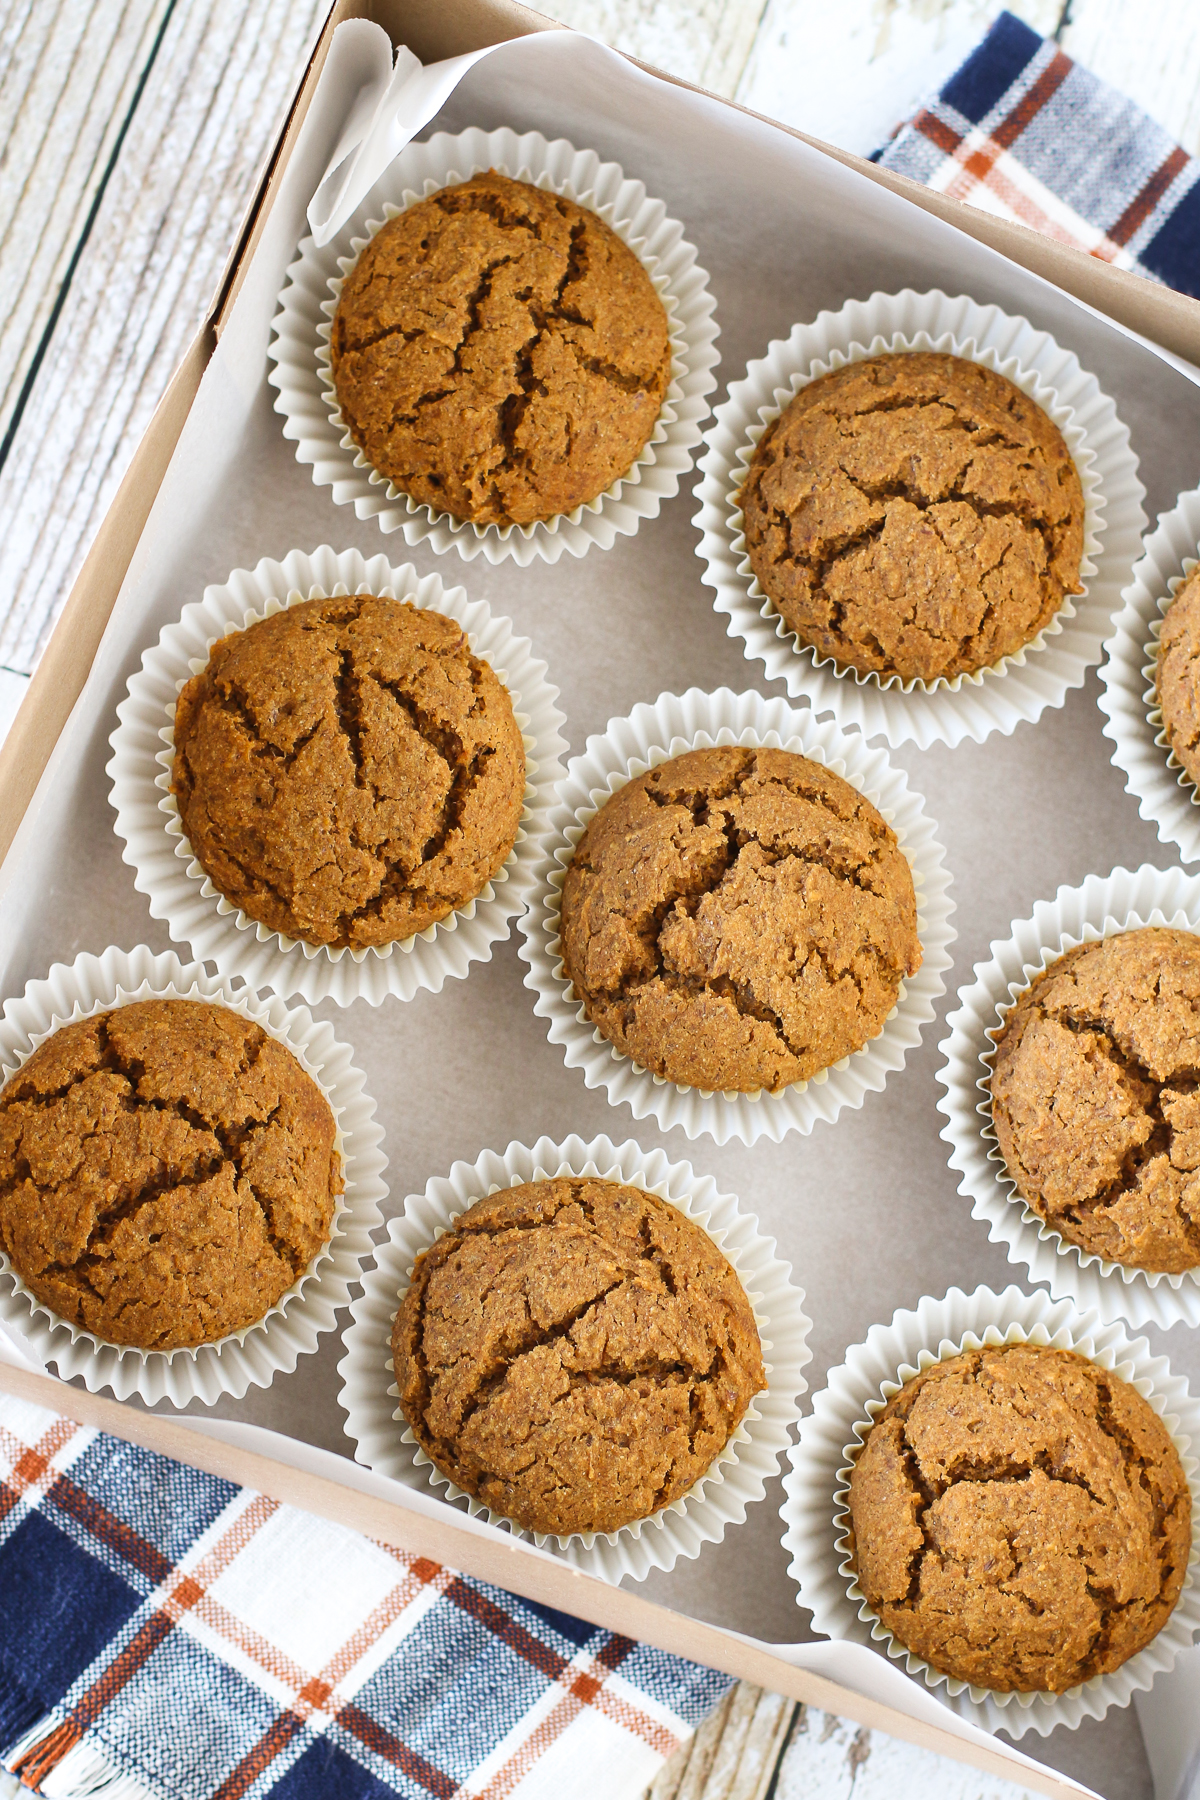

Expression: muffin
xmin=0 ymin=1000 xmax=341 ymax=1350
xmin=740 ymin=351 xmax=1085 ymax=684
xmin=1156 ymin=564 xmax=1200 ymax=786
xmin=848 ymin=1343 xmax=1191 ymax=1693
xmin=991 ymin=927 xmax=1200 ymax=1273
xmin=172 ymin=594 xmax=526 ymax=950
xmin=329 ymin=170 xmax=672 ymax=527
xmin=392 ymin=1178 xmax=765 ymax=1537
xmin=558 ymin=746 xmax=921 ymax=1094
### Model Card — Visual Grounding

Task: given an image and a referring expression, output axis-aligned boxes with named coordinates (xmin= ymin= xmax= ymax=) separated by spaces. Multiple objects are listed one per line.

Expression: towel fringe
xmin=3 ymin=1716 xmax=153 ymax=1799
xmin=39 ymin=1739 xmax=156 ymax=1800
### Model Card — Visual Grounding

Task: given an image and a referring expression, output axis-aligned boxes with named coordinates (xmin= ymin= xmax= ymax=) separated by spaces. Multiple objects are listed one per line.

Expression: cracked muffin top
xmin=558 ymin=746 xmax=922 ymax=1094
xmin=391 ymin=1177 xmax=765 ymax=1537
xmin=1156 ymin=565 xmax=1200 ymax=788
xmin=740 ymin=351 xmax=1085 ymax=684
xmin=172 ymin=594 xmax=526 ymax=950
xmin=329 ymin=170 xmax=672 ymax=527
xmin=0 ymin=1000 xmax=341 ymax=1351
xmin=991 ymin=928 xmax=1200 ymax=1273
xmin=849 ymin=1344 xmax=1191 ymax=1693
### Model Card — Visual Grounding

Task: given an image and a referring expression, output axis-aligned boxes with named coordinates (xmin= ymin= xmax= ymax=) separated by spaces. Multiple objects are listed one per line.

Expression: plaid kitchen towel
xmin=0 ymin=1394 xmax=730 ymax=1800
xmin=874 ymin=9 xmax=1200 ymax=298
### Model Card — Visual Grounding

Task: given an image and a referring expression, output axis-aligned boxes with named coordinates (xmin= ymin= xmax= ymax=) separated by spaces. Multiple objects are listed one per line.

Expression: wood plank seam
xmin=0 ymin=0 xmax=180 ymax=469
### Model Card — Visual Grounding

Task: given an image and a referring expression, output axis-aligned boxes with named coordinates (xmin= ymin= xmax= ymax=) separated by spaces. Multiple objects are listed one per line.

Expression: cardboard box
xmin=4 ymin=6 xmax=1200 ymax=1796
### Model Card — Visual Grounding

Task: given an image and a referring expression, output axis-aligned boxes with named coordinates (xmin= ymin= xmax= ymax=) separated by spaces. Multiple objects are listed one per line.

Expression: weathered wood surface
xmin=0 ymin=0 xmax=169 ymax=445
xmin=0 ymin=0 xmax=326 ymax=680
xmin=638 ymin=1684 xmax=1041 ymax=1800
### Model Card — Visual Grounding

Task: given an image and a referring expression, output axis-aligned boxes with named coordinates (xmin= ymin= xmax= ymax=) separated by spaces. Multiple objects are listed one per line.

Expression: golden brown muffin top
xmin=991 ymin=928 xmax=1200 ymax=1273
xmin=1157 ymin=564 xmax=1200 ymax=788
xmin=172 ymin=594 xmax=525 ymax=950
xmin=392 ymin=1178 xmax=765 ymax=1538
xmin=559 ymin=746 xmax=921 ymax=1094
xmin=0 ymin=1001 xmax=341 ymax=1350
xmin=330 ymin=171 xmax=672 ymax=527
xmin=741 ymin=352 xmax=1084 ymax=684
xmin=849 ymin=1344 xmax=1191 ymax=1693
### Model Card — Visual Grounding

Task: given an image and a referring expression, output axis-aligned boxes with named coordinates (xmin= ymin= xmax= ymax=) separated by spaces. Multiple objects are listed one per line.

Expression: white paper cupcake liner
xmin=1099 ymin=485 xmax=1200 ymax=861
xmin=107 ymin=546 xmax=568 ymax=1008
xmin=694 ymin=289 xmax=1146 ymax=750
xmin=936 ymin=865 xmax=1200 ymax=1330
xmin=781 ymin=1284 xmax=1200 ymax=1737
xmin=268 ymin=127 xmax=719 ymax=566
xmin=516 ymin=688 xmax=955 ymax=1145
xmin=337 ymin=1133 xmax=811 ymax=1583
xmin=0 ymin=946 xmax=387 ymax=1406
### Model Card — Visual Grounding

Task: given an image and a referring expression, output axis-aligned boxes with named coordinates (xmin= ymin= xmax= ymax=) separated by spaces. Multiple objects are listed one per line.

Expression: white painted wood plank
xmin=645 ymin=1685 xmax=736 ymax=1800
xmin=725 ymin=1688 xmax=794 ymax=1800
xmin=547 ymin=0 xmax=768 ymax=98
xmin=695 ymin=1681 xmax=764 ymax=1800
xmin=735 ymin=0 xmax=1063 ymax=158
xmin=0 ymin=0 xmax=170 ymax=436
xmin=774 ymin=1706 xmax=1039 ymax=1800
xmin=0 ymin=0 xmax=327 ymax=673
xmin=1063 ymin=0 xmax=1200 ymax=158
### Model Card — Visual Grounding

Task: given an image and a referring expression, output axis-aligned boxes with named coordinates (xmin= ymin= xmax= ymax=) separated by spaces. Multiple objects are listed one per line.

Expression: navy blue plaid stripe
xmin=876 ymin=8 xmax=1200 ymax=300
xmin=0 ymin=1405 xmax=729 ymax=1800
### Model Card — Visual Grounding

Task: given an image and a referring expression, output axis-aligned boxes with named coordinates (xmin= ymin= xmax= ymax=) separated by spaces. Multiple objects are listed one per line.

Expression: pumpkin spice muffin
xmin=0 ymin=1000 xmax=341 ymax=1350
xmin=1156 ymin=565 xmax=1200 ymax=787
xmin=392 ymin=1177 xmax=765 ymax=1537
xmin=848 ymin=1343 xmax=1191 ymax=1693
xmin=172 ymin=594 xmax=526 ymax=950
xmin=329 ymin=170 xmax=672 ymax=527
xmin=740 ymin=351 xmax=1085 ymax=685
xmin=991 ymin=928 xmax=1200 ymax=1273
xmin=559 ymin=746 xmax=922 ymax=1094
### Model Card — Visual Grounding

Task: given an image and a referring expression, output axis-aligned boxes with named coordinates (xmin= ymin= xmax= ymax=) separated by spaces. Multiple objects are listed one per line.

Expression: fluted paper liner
xmin=107 ymin=546 xmax=567 ymax=1007
xmin=937 ymin=865 xmax=1200 ymax=1329
xmin=337 ymin=1133 xmax=811 ymax=1583
xmin=268 ymin=127 xmax=720 ymax=566
xmin=694 ymin=289 xmax=1146 ymax=750
xmin=1100 ymin=484 xmax=1200 ymax=861
xmin=780 ymin=1284 xmax=1200 ymax=1736
xmin=517 ymin=688 xmax=955 ymax=1145
xmin=0 ymin=947 xmax=387 ymax=1405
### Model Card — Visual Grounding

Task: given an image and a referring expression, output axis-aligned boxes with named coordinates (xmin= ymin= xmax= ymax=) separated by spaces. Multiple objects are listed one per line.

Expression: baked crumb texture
xmin=559 ymin=746 xmax=922 ymax=1094
xmin=330 ymin=170 xmax=672 ymax=527
xmin=172 ymin=594 xmax=526 ymax=950
xmin=992 ymin=928 xmax=1200 ymax=1273
xmin=392 ymin=1177 xmax=766 ymax=1537
xmin=849 ymin=1345 xmax=1191 ymax=1693
xmin=1157 ymin=565 xmax=1200 ymax=787
xmin=0 ymin=1000 xmax=342 ymax=1351
xmin=741 ymin=352 xmax=1085 ymax=684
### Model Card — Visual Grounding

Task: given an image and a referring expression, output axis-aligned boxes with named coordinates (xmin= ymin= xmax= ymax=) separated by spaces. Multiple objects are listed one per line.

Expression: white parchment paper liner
xmin=1099 ymin=484 xmax=1200 ymax=861
xmin=694 ymin=289 xmax=1146 ymax=750
xmin=781 ymin=1283 xmax=1200 ymax=1737
xmin=107 ymin=546 xmax=567 ymax=1008
xmin=0 ymin=946 xmax=387 ymax=1405
xmin=516 ymin=688 xmax=955 ymax=1145
xmin=937 ymin=865 xmax=1200 ymax=1329
xmin=337 ymin=1132 xmax=811 ymax=1582
xmin=268 ymin=126 xmax=720 ymax=566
